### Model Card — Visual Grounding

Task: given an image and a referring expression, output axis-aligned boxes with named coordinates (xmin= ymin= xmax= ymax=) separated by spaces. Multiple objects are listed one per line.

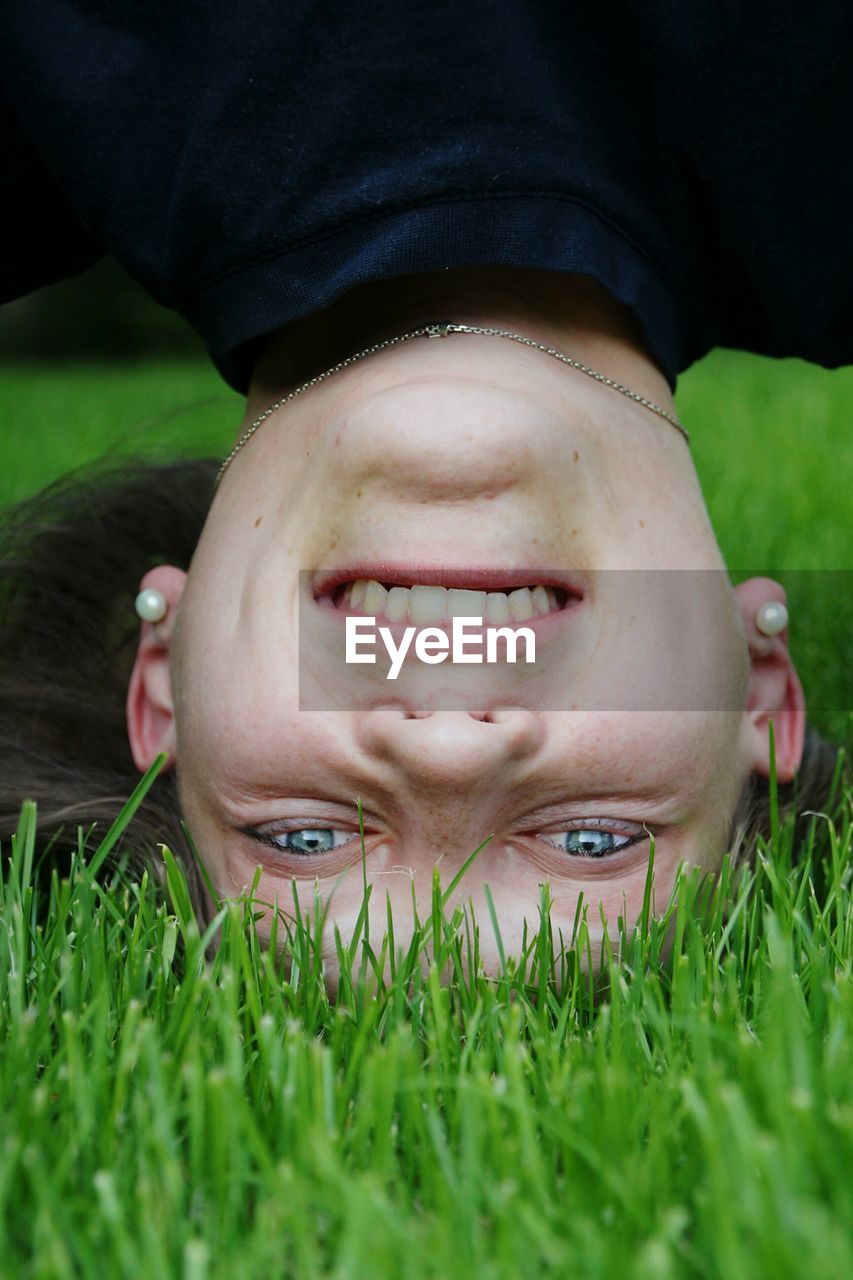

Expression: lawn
xmin=0 ymin=350 xmax=851 ymax=1278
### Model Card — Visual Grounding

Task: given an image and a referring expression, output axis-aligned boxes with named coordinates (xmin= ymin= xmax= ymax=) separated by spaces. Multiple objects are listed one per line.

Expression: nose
xmin=354 ymin=705 xmax=545 ymax=791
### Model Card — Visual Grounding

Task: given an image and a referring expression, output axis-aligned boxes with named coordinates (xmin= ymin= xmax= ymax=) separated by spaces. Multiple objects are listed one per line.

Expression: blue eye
xmin=258 ymin=828 xmax=355 ymax=856
xmin=539 ymin=829 xmax=645 ymax=858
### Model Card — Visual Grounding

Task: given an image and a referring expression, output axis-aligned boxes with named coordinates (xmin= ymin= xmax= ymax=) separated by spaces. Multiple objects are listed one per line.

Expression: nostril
xmin=401 ymin=708 xmax=492 ymax=721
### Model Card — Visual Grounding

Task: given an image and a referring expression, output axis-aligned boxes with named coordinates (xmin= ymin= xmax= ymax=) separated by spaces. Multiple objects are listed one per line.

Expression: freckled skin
xmin=130 ymin=267 xmax=801 ymax=987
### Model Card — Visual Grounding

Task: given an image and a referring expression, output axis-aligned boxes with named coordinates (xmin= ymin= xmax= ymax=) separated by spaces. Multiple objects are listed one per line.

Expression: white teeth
xmin=363 ymin=580 xmax=389 ymax=615
xmin=447 ymin=588 xmax=488 ymax=618
xmin=338 ymin=579 xmax=564 ymax=623
xmin=386 ymin=586 xmax=409 ymax=622
xmin=508 ymin=587 xmax=535 ymax=621
xmin=531 ymin=585 xmax=550 ymax=616
xmin=409 ymin=585 xmax=448 ymax=624
xmin=350 ymin=579 xmax=369 ymax=609
xmin=485 ymin=592 xmax=511 ymax=624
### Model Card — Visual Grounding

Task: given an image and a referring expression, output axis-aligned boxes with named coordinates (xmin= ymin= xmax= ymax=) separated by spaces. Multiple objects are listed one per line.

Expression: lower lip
xmin=311 ymin=566 xmax=587 ymax=600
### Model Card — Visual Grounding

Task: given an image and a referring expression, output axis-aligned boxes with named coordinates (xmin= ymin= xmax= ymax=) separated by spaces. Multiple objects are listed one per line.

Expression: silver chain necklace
xmin=215 ymin=321 xmax=688 ymax=487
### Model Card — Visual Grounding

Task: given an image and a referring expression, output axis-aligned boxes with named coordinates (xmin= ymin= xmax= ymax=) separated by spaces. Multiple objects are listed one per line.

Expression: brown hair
xmin=0 ymin=457 xmax=844 ymax=910
xmin=0 ymin=457 xmax=216 ymax=901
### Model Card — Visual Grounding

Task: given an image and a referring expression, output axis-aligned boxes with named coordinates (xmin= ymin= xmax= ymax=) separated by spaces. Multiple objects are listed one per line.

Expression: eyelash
xmin=249 ymin=827 xmax=361 ymax=857
xmin=246 ymin=823 xmax=651 ymax=860
xmin=536 ymin=829 xmax=649 ymax=858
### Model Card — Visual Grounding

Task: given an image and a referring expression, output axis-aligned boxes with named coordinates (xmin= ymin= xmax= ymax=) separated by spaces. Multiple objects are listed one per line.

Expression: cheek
xmin=172 ymin=758 xmax=245 ymax=899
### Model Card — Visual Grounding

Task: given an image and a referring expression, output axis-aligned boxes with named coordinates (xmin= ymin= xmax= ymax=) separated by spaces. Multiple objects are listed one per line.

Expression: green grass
xmin=1 ymin=760 xmax=850 ymax=1280
xmin=0 ymin=350 xmax=851 ymax=1277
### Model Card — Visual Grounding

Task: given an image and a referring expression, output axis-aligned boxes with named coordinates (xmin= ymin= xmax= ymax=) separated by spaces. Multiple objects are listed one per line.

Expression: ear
xmin=734 ymin=577 xmax=806 ymax=783
xmin=126 ymin=565 xmax=188 ymax=772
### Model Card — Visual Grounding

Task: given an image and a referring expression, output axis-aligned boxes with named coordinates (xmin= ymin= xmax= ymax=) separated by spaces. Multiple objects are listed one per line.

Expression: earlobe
xmin=734 ymin=577 xmax=806 ymax=783
xmin=126 ymin=566 xmax=187 ymax=772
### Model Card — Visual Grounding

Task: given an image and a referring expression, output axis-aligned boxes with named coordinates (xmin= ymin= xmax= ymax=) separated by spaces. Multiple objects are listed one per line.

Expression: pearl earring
xmin=135 ymin=588 xmax=168 ymax=623
xmin=755 ymin=601 xmax=789 ymax=636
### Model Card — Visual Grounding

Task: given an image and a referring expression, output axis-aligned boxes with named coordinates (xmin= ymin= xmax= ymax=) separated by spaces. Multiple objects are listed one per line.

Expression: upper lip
xmin=312 ymin=565 xmax=587 ymax=600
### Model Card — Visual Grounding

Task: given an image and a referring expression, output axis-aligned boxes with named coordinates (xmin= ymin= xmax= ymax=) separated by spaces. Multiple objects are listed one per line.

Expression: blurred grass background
xmin=0 ymin=260 xmax=850 ymax=739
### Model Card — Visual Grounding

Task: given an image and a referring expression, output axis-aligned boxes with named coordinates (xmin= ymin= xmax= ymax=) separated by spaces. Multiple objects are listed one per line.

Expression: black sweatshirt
xmin=2 ymin=1 xmax=851 ymax=391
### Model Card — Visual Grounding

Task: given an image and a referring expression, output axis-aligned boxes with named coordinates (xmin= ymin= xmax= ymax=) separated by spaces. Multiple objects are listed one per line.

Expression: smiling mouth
xmin=314 ymin=569 xmax=583 ymax=627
